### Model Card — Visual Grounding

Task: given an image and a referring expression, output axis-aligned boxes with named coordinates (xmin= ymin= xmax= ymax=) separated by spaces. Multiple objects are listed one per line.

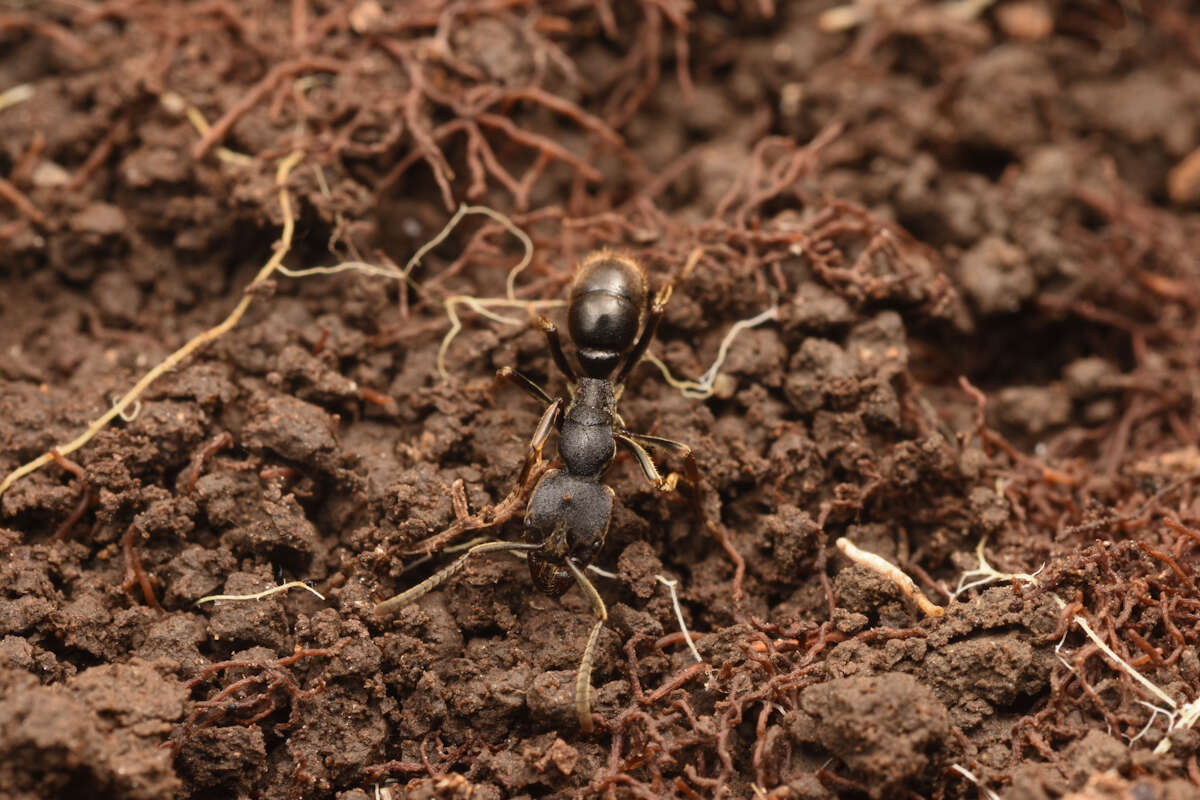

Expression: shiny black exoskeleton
xmin=376 ymin=249 xmax=706 ymax=733
xmin=509 ymin=251 xmax=713 ymax=732
xmin=518 ymin=253 xmax=663 ymax=598
xmin=568 ymin=254 xmax=647 ymax=377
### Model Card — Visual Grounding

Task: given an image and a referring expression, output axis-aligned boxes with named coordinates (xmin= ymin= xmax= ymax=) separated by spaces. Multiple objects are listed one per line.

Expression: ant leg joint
xmin=656 ymin=473 xmax=681 ymax=493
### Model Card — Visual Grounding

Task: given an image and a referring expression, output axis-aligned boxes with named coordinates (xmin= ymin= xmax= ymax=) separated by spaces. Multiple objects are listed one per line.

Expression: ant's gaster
xmin=376 ymin=249 xmax=712 ymax=733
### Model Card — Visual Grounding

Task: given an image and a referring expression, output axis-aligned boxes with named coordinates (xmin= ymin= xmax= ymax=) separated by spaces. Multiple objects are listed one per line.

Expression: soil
xmin=2 ymin=1 xmax=1200 ymax=799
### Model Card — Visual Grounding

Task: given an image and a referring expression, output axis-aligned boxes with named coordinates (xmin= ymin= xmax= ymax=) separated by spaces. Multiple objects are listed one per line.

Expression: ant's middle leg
xmin=566 ymin=559 xmax=607 ymax=733
xmin=615 ymin=432 xmax=694 ymax=492
xmin=517 ymin=396 xmax=563 ymax=487
xmin=617 ymin=431 xmax=745 ymax=601
xmin=375 ymin=540 xmax=541 ymax=617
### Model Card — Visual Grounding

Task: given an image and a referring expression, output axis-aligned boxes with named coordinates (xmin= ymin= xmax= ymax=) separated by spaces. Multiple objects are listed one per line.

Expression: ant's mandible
xmin=375 ymin=249 xmax=715 ymax=733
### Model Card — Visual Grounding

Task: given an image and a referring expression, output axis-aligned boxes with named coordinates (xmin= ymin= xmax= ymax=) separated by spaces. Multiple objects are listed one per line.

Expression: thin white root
xmin=437 ymin=296 xmax=564 ymax=381
xmin=111 ymin=396 xmax=142 ymax=422
xmin=817 ymin=3 xmax=870 ymax=31
xmin=1051 ymin=592 xmax=1199 ymax=754
xmin=396 ymin=204 xmax=548 ymax=382
xmin=953 ymin=536 xmax=1043 ymax=598
xmin=197 ymin=580 xmax=325 ymax=605
xmin=656 ymin=574 xmax=704 ymax=663
xmin=943 ymin=0 xmax=999 ymax=21
xmin=1131 ymin=701 xmax=1176 ymax=745
xmin=644 ymin=306 xmax=779 ymax=399
xmin=0 ymin=195 xmax=534 ymax=497
xmin=1064 ymin=600 xmax=1175 ymax=709
xmin=818 ymin=0 xmax=997 ymax=33
xmin=277 ymin=260 xmax=406 ymax=282
xmin=954 ymin=543 xmax=1200 ymax=750
xmin=949 ymin=764 xmax=1000 ymax=800
xmin=283 ymin=202 xmax=533 ymax=299
xmin=1172 ymin=697 xmax=1200 ymax=748
xmin=278 ymin=202 xmax=540 ymax=383
xmin=163 ymin=92 xmax=253 ymax=165
xmin=0 ymin=83 xmax=34 ymax=113
xmin=400 ymin=204 xmax=532 ymax=293
xmin=836 ymin=537 xmax=945 ymax=618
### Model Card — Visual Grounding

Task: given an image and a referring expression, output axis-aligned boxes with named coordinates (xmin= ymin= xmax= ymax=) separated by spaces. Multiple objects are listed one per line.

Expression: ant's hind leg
xmin=614 ymin=248 xmax=704 ymax=386
xmin=566 ymin=560 xmax=608 ymax=733
xmin=536 ymin=317 xmax=578 ymax=382
xmin=617 ymin=431 xmax=745 ymax=602
xmin=494 ymin=366 xmax=553 ymax=408
xmin=375 ymin=540 xmax=541 ymax=618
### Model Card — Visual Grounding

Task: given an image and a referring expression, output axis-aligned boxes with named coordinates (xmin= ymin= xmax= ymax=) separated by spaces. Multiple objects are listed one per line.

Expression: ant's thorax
xmin=559 ymin=378 xmax=617 ymax=478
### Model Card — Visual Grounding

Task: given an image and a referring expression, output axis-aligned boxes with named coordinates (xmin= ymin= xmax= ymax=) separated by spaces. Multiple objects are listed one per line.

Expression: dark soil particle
xmin=0 ymin=660 xmax=184 ymax=800
xmin=175 ymin=724 xmax=269 ymax=797
xmin=3 ymin=1 xmax=1200 ymax=799
xmin=790 ymin=673 xmax=954 ymax=797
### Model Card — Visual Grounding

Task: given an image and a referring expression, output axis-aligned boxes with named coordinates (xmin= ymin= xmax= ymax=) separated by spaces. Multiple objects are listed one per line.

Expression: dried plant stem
xmin=0 ymin=152 xmax=304 ymax=499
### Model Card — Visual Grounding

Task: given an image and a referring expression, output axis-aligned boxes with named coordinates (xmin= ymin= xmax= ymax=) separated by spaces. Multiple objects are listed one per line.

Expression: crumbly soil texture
xmin=3 ymin=2 xmax=1200 ymax=799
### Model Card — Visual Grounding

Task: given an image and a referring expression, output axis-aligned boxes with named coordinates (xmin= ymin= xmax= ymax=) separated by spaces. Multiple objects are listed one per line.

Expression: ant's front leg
xmin=517 ymin=397 xmax=563 ymax=487
xmin=616 ymin=431 xmax=745 ymax=601
xmin=401 ymin=398 xmax=562 ymax=556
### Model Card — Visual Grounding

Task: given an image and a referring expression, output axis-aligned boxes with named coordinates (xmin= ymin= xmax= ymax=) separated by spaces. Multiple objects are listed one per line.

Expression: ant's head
xmin=567 ymin=251 xmax=648 ymax=379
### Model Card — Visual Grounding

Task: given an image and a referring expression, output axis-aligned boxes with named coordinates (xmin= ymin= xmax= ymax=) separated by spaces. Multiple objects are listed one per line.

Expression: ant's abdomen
xmin=568 ymin=252 xmax=647 ymax=378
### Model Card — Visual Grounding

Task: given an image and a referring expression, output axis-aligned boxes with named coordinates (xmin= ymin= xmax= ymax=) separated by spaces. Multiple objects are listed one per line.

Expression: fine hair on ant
xmin=375 ymin=248 xmax=714 ymax=732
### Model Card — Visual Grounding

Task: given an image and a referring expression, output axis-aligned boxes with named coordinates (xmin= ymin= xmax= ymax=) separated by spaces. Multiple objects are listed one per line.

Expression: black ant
xmin=375 ymin=249 xmax=716 ymax=732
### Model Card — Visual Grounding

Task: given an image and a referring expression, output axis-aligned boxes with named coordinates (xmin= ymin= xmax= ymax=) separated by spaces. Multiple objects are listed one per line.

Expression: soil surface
xmin=3 ymin=2 xmax=1200 ymax=799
